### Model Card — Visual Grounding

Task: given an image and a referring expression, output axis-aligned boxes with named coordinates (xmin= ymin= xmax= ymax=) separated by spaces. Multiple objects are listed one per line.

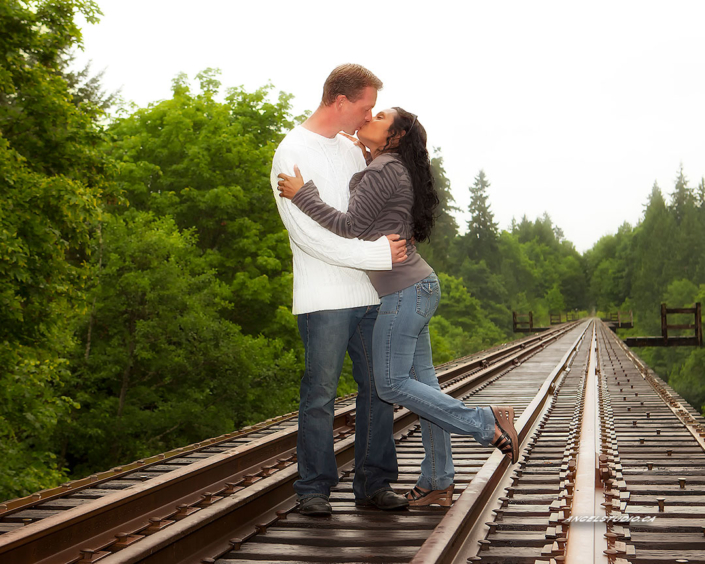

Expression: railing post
xmin=661 ymin=303 xmax=668 ymax=344
xmin=696 ymin=302 xmax=702 ymax=346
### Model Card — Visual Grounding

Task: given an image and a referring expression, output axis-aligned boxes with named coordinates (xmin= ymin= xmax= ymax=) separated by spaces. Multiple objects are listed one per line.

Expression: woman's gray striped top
xmin=291 ymin=153 xmax=432 ymax=297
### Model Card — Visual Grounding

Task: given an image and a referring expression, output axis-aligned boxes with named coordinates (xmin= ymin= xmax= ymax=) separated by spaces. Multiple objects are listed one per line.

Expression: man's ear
xmin=335 ymin=94 xmax=347 ymax=109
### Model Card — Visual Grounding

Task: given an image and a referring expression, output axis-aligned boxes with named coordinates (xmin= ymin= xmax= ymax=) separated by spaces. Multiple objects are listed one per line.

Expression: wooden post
xmin=696 ymin=302 xmax=703 ymax=346
xmin=661 ymin=303 xmax=668 ymax=344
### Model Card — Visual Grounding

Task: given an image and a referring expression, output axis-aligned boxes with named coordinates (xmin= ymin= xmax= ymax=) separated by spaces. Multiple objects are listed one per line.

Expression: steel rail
xmin=592 ymin=321 xmax=705 ymax=564
xmin=407 ymin=321 xmax=592 ymax=563
xmin=92 ymin=323 xmax=582 ymax=564
xmin=564 ymin=324 xmax=610 ymax=564
xmin=0 ymin=323 xmax=578 ymax=564
xmin=0 ymin=324 xmax=570 ymax=518
xmin=99 ymin=323 xmax=584 ymax=564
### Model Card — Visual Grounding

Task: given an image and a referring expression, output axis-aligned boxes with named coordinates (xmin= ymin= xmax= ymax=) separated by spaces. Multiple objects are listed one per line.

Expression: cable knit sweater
xmin=271 ymin=125 xmax=392 ymax=315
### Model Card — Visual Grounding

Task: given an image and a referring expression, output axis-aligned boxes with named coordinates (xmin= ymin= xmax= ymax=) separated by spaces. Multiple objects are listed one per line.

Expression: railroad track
xmin=594 ymin=323 xmax=705 ymax=564
xmin=0 ymin=323 xmax=577 ymax=563
xmin=3 ymin=319 xmax=703 ymax=564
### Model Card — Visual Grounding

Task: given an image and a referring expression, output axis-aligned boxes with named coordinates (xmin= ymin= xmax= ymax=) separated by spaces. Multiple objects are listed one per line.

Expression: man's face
xmin=339 ymin=86 xmax=378 ymax=134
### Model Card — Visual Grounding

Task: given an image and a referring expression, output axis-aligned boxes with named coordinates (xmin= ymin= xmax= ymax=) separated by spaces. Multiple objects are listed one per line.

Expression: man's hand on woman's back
xmin=386 ymin=234 xmax=407 ymax=264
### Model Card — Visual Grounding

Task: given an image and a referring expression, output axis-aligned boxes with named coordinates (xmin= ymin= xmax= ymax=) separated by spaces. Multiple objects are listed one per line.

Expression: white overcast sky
xmin=74 ymin=1 xmax=705 ymax=253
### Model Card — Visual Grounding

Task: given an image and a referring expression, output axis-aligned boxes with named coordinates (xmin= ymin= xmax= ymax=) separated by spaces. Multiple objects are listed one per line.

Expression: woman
xmin=277 ymin=108 xmax=518 ymax=506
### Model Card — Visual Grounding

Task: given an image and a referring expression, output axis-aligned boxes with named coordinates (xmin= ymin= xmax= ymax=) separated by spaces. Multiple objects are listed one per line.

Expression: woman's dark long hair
xmin=378 ymin=107 xmax=439 ymax=243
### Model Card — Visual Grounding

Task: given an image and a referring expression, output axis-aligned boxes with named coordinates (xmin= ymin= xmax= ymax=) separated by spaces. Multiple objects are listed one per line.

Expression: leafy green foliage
xmin=587 ymin=169 xmax=705 ymax=412
xmin=417 ymin=151 xmax=459 ymax=273
xmin=106 ymin=69 xmax=297 ymax=338
xmin=0 ymin=0 xmax=106 ymax=499
xmin=0 ymin=349 xmax=78 ymax=497
xmin=4 ymin=1 xmax=704 ymax=505
xmin=61 ymin=212 xmax=300 ymax=474
xmin=430 ymin=273 xmax=506 ymax=361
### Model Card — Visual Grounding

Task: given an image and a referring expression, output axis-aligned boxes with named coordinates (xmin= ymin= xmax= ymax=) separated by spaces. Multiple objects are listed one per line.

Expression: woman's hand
xmin=338 ymin=132 xmax=368 ymax=158
xmin=277 ymin=165 xmax=305 ymax=199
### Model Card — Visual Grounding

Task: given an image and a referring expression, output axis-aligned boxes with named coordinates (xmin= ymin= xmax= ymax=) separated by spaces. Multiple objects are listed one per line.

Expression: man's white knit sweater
xmin=271 ymin=126 xmax=391 ymax=315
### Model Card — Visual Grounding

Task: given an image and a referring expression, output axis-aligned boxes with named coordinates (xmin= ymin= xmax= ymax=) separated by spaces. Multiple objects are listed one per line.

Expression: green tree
xmin=107 ymin=69 xmax=298 ymax=340
xmin=586 ymin=168 xmax=705 ymax=414
xmin=696 ymin=177 xmax=705 ymax=208
xmin=670 ymin=165 xmax=695 ymax=225
xmin=460 ymin=170 xmax=499 ymax=267
xmin=545 ymin=283 xmax=567 ymax=313
xmin=0 ymin=0 xmax=108 ymax=499
xmin=585 ymin=223 xmax=633 ymax=313
xmin=508 ymin=213 xmax=586 ymax=314
xmin=418 ymin=150 xmax=459 ymax=273
xmin=496 ymin=231 xmax=538 ymax=306
xmin=435 ymin=273 xmax=505 ymax=343
xmin=61 ymin=212 xmax=300 ymax=474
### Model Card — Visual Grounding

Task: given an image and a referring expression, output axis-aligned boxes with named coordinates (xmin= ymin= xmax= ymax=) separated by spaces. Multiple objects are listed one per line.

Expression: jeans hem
xmin=368 ymin=486 xmax=393 ymax=498
xmin=416 ymin=477 xmax=453 ymax=490
xmin=297 ymin=493 xmax=330 ymax=501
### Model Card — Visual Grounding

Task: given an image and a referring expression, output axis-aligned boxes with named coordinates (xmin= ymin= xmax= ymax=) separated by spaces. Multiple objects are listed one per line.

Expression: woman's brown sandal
xmin=405 ymin=483 xmax=454 ymax=507
xmin=490 ymin=405 xmax=519 ymax=463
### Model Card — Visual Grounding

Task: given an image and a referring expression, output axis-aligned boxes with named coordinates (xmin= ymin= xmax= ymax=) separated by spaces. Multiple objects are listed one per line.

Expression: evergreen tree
xmin=464 ymin=170 xmax=499 ymax=266
xmin=696 ymin=178 xmax=705 ymax=207
xmin=697 ymin=178 xmax=705 ymax=282
xmin=670 ymin=164 xmax=695 ymax=224
xmin=630 ymin=182 xmax=675 ymax=329
xmin=417 ymin=150 xmax=459 ymax=273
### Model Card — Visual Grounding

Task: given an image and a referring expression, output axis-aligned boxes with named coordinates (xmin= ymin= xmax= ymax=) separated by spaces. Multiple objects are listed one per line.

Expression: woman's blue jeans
xmin=373 ymin=272 xmax=496 ymax=490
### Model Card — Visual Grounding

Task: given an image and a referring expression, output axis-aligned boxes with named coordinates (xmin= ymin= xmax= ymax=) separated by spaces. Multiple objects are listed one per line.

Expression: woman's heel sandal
xmin=490 ymin=405 xmax=519 ymax=463
xmin=405 ymin=484 xmax=454 ymax=507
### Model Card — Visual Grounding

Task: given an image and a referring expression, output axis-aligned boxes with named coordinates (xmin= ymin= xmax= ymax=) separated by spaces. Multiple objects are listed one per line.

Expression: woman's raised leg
xmin=373 ymin=274 xmax=496 ymax=444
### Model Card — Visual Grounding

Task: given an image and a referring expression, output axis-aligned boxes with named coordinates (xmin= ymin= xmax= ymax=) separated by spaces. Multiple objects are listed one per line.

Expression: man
xmin=271 ymin=64 xmax=409 ymax=516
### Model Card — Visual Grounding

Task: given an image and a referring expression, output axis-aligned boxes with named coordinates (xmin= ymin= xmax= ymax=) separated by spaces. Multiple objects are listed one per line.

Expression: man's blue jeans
xmin=295 ymin=305 xmax=398 ymax=500
xmin=373 ymin=272 xmax=496 ymax=490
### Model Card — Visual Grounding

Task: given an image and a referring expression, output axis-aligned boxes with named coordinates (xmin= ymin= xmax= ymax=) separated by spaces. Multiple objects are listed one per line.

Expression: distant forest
xmin=2 ymin=1 xmax=704 ymax=501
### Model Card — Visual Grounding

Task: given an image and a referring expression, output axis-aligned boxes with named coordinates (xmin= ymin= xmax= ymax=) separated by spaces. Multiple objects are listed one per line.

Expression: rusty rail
xmin=0 ymin=327 xmax=568 ymax=519
xmin=0 ymin=324 xmax=579 ymax=564
xmin=409 ymin=321 xmax=593 ymax=563
xmin=10 ymin=319 xmax=701 ymax=563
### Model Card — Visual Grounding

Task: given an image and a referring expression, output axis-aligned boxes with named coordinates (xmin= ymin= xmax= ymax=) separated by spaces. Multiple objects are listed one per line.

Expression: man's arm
xmin=271 ymin=154 xmax=397 ymax=270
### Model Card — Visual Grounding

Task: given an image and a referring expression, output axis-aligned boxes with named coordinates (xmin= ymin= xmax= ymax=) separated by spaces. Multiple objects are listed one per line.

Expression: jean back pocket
xmin=415 ymin=279 xmax=440 ymax=318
